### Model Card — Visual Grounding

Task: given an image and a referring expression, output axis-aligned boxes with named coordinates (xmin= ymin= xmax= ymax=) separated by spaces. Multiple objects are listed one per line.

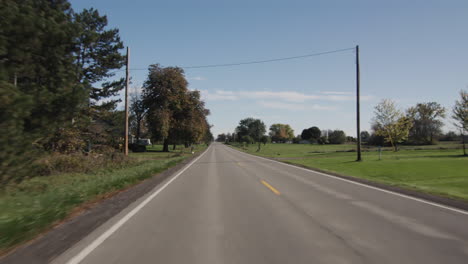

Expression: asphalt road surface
xmin=54 ymin=143 xmax=468 ymax=264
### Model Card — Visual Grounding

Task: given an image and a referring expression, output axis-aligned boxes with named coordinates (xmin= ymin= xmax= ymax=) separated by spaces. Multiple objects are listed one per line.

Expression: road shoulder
xmin=0 ymin=150 xmax=207 ymax=264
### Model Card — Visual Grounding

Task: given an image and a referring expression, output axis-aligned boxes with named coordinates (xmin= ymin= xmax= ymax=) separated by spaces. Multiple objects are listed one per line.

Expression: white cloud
xmin=238 ymin=91 xmax=318 ymax=102
xmin=199 ymin=89 xmax=373 ymax=103
xmin=320 ymin=91 xmax=353 ymax=95
xmin=199 ymin=90 xmax=237 ymax=101
xmin=216 ymin=90 xmax=235 ymax=95
xmin=189 ymin=76 xmax=206 ymax=81
xmin=258 ymin=101 xmax=336 ymax=111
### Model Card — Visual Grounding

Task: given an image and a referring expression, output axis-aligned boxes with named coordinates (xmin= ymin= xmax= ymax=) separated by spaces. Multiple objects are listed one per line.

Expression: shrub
xmin=34 ymin=152 xmax=135 ymax=177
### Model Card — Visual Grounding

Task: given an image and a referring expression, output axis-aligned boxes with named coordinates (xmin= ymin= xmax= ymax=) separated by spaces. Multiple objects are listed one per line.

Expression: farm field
xmin=229 ymin=142 xmax=468 ymax=202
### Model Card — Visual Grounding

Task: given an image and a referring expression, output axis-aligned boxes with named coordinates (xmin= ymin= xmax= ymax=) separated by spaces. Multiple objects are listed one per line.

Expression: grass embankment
xmin=229 ymin=142 xmax=468 ymax=202
xmin=0 ymin=144 xmax=206 ymax=253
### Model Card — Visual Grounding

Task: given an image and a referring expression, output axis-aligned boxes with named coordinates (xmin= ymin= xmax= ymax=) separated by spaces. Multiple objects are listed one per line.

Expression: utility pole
xmin=124 ymin=47 xmax=130 ymax=156
xmin=356 ymin=45 xmax=362 ymax=161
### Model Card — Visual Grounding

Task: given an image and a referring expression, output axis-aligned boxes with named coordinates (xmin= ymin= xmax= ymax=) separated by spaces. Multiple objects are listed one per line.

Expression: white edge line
xmin=66 ymin=146 xmax=211 ymax=264
xmin=226 ymin=145 xmax=468 ymax=216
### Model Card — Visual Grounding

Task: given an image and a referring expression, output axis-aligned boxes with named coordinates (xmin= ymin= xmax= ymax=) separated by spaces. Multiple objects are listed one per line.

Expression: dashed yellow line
xmin=261 ymin=180 xmax=281 ymax=195
xmin=237 ymin=162 xmax=244 ymax=167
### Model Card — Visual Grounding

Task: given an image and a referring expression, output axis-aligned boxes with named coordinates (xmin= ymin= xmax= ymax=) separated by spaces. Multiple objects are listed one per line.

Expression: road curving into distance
xmin=53 ymin=143 xmax=468 ymax=264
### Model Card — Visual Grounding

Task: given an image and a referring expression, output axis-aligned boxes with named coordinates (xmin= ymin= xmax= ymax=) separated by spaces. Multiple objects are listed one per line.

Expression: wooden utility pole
xmin=124 ymin=47 xmax=130 ymax=156
xmin=356 ymin=45 xmax=362 ymax=161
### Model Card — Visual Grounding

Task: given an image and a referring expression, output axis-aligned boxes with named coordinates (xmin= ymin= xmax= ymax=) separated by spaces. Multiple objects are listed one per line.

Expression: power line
xmin=108 ymin=47 xmax=355 ymax=74
xmin=181 ymin=47 xmax=355 ymax=69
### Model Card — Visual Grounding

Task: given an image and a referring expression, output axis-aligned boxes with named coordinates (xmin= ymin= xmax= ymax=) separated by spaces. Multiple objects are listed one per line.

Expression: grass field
xmin=0 ymin=144 xmax=206 ymax=253
xmin=229 ymin=142 xmax=468 ymax=202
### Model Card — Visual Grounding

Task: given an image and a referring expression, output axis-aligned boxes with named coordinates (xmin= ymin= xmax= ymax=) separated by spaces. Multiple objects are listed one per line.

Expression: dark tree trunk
xmin=173 ymin=144 xmax=176 ymax=150
xmin=184 ymin=142 xmax=189 ymax=148
xmin=163 ymin=139 xmax=169 ymax=152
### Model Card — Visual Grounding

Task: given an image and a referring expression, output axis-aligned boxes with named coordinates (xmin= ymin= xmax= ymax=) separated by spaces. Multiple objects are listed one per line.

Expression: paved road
xmin=54 ymin=143 xmax=468 ymax=264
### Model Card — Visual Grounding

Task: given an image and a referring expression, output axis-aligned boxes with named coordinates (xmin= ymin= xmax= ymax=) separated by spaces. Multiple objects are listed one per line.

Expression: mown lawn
xmin=230 ymin=142 xmax=468 ymax=202
xmin=0 ymin=144 xmax=206 ymax=253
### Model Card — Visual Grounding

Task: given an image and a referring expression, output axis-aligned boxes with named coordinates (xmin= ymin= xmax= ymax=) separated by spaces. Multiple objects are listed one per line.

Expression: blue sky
xmin=71 ymin=0 xmax=468 ymax=137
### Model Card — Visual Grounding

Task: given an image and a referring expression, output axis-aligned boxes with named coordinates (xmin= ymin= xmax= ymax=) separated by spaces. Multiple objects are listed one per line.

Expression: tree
xmin=235 ymin=118 xmax=266 ymax=151
xmin=175 ymin=90 xmax=211 ymax=147
xmin=309 ymin=127 xmax=322 ymax=142
xmin=235 ymin=118 xmax=266 ymax=141
xmin=129 ymin=89 xmax=148 ymax=141
xmin=301 ymin=129 xmax=312 ymax=141
xmin=368 ymin=124 xmax=385 ymax=146
xmin=269 ymin=124 xmax=294 ymax=143
xmin=143 ymin=65 xmax=211 ymax=152
xmin=440 ymin=131 xmax=459 ymax=142
xmin=329 ymin=130 xmax=346 ymax=144
xmin=301 ymin=126 xmax=321 ymax=142
xmin=226 ymin=133 xmax=234 ymax=142
xmin=203 ymin=129 xmax=214 ymax=144
xmin=318 ymin=136 xmax=329 ymax=144
xmin=70 ymin=8 xmax=127 ymax=152
xmin=0 ymin=0 xmax=85 ymax=183
xmin=372 ymin=99 xmax=412 ymax=151
xmin=360 ymin=131 xmax=370 ymax=142
xmin=235 ymin=118 xmax=254 ymax=140
xmin=292 ymin=135 xmax=302 ymax=144
xmin=406 ymin=102 xmax=446 ymax=144
xmin=250 ymin=119 xmax=266 ymax=151
xmin=241 ymin=135 xmax=254 ymax=144
xmin=143 ymin=65 xmax=189 ymax=152
xmin=452 ymin=90 xmax=468 ymax=156
xmin=217 ymin=134 xmax=227 ymax=142
xmin=73 ymin=8 xmax=125 ymax=108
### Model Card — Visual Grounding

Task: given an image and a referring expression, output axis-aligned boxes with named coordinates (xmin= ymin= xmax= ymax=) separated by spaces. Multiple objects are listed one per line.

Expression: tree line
xmin=216 ymin=118 xmax=348 ymax=149
xmin=218 ymin=91 xmax=468 ymax=155
xmin=0 ymin=0 xmax=212 ymax=184
xmin=371 ymin=94 xmax=467 ymax=154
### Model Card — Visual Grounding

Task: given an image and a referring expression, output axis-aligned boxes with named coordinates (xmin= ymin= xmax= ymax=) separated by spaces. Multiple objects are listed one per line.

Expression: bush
xmin=318 ymin=136 xmax=329 ymax=144
xmin=329 ymin=130 xmax=346 ymax=144
xmin=34 ymin=152 xmax=135 ymax=177
xmin=241 ymin=135 xmax=254 ymax=144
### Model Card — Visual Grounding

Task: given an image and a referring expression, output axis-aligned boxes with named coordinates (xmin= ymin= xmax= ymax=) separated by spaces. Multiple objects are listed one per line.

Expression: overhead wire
xmin=108 ymin=47 xmax=355 ymax=74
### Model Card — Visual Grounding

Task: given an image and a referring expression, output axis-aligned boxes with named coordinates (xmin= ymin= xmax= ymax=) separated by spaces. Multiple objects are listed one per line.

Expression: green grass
xmin=0 ymin=145 xmax=206 ymax=253
xmin=230 ymin=142 xmax=468 ymax=202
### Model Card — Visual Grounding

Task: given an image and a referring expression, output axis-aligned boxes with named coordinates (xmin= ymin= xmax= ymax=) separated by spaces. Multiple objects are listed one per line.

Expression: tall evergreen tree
xmin=68 ymin=8 xmax=126 ymax=151
xmin=73 ymin=8 xmax=125 ymax=109
xmin=0 ymin=0 xmax=84 ymax=182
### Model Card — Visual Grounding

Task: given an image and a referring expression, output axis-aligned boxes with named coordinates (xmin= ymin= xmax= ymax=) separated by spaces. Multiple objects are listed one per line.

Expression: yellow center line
xmin=261 ymin=180 xmax=281 ymax=195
